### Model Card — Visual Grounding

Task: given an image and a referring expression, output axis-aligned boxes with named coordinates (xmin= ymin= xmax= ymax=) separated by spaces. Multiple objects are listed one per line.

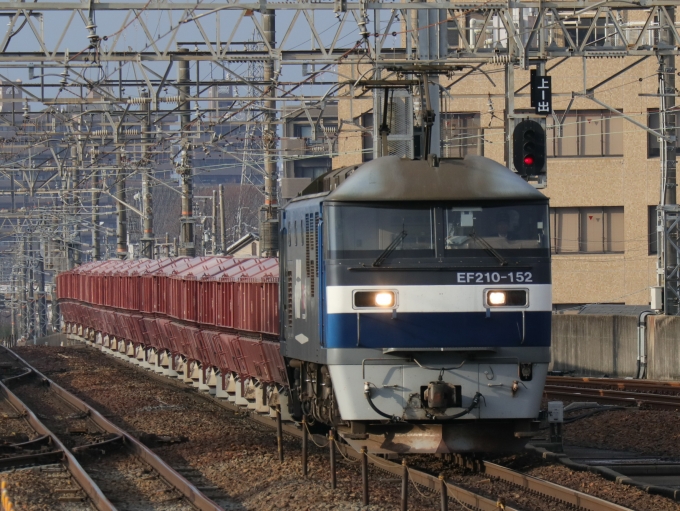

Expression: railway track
xmin=0 ymin=347 xmax=225 ymax=511
xmin=33 ymin=337 xmax=644 ymax=511
xmin=544 ymin=376 xmax=680 ymax=410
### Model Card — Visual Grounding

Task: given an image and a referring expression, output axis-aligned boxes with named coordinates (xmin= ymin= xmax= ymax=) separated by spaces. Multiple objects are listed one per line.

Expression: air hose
xmin=363 ymin=382 xmax=402 ymax=422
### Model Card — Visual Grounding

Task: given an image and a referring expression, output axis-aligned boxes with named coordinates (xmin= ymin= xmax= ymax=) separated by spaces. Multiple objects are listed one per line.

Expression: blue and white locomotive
xmin=280 ymin=154 xmax=551 ymax=453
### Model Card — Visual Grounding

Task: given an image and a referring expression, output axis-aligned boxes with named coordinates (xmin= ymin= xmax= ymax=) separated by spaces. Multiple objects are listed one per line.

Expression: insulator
xmin=488 ymin=54 xmax=511 ymax=65
xmin=126 ymin=97 xmax=152 ymax=104
xmin=90 ymin=129 xmax=111 ymax=137
xmin=160 ymin=96 xmax=181 ymax=103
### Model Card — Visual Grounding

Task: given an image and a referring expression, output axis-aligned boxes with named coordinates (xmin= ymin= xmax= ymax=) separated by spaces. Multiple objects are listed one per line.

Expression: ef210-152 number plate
xmin=455 ymin=270 xmax=533 ymax=284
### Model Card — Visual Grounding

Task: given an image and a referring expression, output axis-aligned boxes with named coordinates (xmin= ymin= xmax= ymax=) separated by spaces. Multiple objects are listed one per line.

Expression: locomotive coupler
xmin=425 ymin=381 xmax=451 ymax=409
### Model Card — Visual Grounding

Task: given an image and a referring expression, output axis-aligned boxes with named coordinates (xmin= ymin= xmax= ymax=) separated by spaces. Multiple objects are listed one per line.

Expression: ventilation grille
xmin=286 ymin=270 xmax=293 ymax=327
xmin=305 ymin=213 xmax=318 ymax=297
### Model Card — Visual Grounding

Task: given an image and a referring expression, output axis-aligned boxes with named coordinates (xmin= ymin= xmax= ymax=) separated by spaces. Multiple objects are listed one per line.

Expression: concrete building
xmin=280 ymin=102 xmax=338 ymax=202
xmin=330 ymin=12 xmax=665 ymax=308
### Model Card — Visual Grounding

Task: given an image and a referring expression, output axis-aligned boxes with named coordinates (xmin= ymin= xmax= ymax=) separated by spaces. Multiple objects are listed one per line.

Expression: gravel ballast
xmin=15 ymin=345 xmax=439 ymax=510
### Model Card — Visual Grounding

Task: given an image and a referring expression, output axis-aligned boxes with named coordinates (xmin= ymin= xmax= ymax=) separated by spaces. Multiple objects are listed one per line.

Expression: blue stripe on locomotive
xmin=323 ymin=310 xmax=551 ymax=349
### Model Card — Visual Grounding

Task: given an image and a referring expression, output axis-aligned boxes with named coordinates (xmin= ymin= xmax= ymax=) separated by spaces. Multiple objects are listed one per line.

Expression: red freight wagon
xmin=232 ymin=336 xmax=264 ymax=380
xmin=228 ymin=258 xmax=279 ymax=335
xmin=59 ymin=257 xmax=284 ymax=388
xmin=163 ymin=321 xmax=187 ymax=357
xmin=213 ymin=332 xmax=240 ymax=375
xmin=139 ymin=258 xmax=178 ymax=313
xmin=261 ymin=340 xmax=288 ymax=386
xmin=170 ymin=257 xmax=230 ymax=323
xmin=153 ymin=258 xmax=211 ymax=316
xmin=118 ymin=259 xmax=159 ymax=311
xmin=141 ymin=317 xmax=159 ymax=349
xmin=193 ymin=258 xmax=246 ymax=325
xmin=214 ymin=258 xmax=279 ymax=333
xmin=113 ymin=311 xmax=131 ymax=341
xmin=82 ymin=260 xmax=117 ymax=305
xmin=128 ymin=314 xmax=147 ymax=345
xmin=110 ymin=260 xmax=147 ymax=309
xmin=219 ymin=333 xmax=250 ymax=377
xmin=197 ymin=330 xmax=222 ymax=370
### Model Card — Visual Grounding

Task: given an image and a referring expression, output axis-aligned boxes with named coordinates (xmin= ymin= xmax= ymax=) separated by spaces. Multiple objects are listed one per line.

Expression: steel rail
xmin=0 ymin=366 xmax=116 ymax=510
xmin=546 ymin=376 xmax=680 ymax=393
xmin=73 ymin=338 xmax=635 ymax=511
xmin=3 ymin=347 xmax=223 ymax=511
xmin=481 ymin=462 xmax=633 ymax=511
xmin=544 ymin=384 xmax=680 ymax=410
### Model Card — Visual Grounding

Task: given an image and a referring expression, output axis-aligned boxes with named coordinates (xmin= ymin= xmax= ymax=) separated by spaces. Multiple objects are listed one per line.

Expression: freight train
xmin=58 ymin=154 xmax=552 ymax=453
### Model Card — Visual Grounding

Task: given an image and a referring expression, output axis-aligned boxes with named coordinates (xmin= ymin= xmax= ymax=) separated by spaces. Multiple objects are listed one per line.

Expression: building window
xmin=294 ymin=167 xmax=328 ymax=180
xmin=440 ymin=113 xmax=482 ymax=159
xmin=547 ymin=110 xmax=623 ymax=158
xmin=646 ymin=110 xmax=678 ymax=158
xmin=550 ymin=207 xmax=624 ymax=254
xmin=361 ymin=112 xmax=374 ymax=162
xmin=649 ymin=205 xmax=658 ymax=255
xmin=294 ymin=124 xmax=314 ymax=140
xmin=563 ymin=17 xmax=615 ymax=48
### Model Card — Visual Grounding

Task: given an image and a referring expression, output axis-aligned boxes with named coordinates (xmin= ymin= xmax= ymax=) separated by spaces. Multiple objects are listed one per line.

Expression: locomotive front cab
xmin=283 ymin=155 xmax=552 ymax=453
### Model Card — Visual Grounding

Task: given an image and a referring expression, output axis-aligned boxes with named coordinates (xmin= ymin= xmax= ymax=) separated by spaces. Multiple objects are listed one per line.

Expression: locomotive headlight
xmin=485 ymin=289 xmax=528 ymax=307
xmin=354 ymin=290 xmax=397 ymax=309
xmin=375 ymin=292 xmax=395 ymax=307
xmin=488 ymin=291 xmax=506 ymax=305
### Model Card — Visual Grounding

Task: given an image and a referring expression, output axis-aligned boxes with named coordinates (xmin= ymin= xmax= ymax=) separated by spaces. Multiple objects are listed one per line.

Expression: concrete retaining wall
xmin=550 ymin=314 xmax=680 ymax=380
xmin=550 ymin=314 xmax=638 ymax=377
xmin=647 ymin=315 xmax=680 ymax=380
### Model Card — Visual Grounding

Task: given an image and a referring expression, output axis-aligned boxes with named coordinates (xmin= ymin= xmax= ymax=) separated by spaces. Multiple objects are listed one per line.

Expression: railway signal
xmin=512 ymin=119 xmax=547 ymax=178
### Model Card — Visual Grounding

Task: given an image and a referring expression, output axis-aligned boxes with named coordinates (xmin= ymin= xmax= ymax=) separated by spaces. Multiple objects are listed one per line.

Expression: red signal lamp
xmin=523 ymin=155 xmax=535 ymax=166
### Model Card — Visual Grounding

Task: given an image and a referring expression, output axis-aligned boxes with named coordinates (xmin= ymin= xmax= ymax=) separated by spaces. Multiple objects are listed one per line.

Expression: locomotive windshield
xmin=326 ymin=202 xmax=549 ymax=261
xmin=327 ymin=205 xmax=435 ymax=259
xmin=445 ymin=204 xmax=549 ymax=251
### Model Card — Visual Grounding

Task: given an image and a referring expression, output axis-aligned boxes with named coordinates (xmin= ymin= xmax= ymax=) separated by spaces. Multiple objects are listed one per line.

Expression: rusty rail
xmin=544 ymin=383 xmax=680 ymax=410
xmin=546 ymin=376 xmax=680 ymax=397
xmin=482 ymin=462 xmax=633 ymax=511
xmin=75 ymin=338 xmax=637 ymax=511
xmin=0 ymin=367 xmax=116 ymax=510
xmin=4 ymin=347 xmax=223 ymax=511
xmin=546 ymin=376 xmax=680 ymax=393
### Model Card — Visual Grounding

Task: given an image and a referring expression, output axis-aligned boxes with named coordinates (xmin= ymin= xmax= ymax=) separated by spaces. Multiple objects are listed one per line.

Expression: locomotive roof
xmin=324 ymin=155 xmax=546 ymax=202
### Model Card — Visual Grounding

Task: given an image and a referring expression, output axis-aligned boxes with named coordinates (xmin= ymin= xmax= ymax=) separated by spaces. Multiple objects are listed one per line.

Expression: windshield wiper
xmin=468 ymin=231 xmax=508 ymax=266
xmin=373 ymin=230 xmax=408 ymax=267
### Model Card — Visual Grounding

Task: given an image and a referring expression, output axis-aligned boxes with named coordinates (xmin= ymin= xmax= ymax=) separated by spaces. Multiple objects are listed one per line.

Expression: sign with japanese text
xmin=530 ymin=74 xmax=552 ymax=115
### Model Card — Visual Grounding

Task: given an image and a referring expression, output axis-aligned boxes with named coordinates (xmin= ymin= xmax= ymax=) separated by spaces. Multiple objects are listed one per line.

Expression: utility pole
xmin=25 ymin=235 xmax=34 ymax=343
xmin=91 ymin=147 xmax=101 ymax=261
xmin=10 ymin=269 xmax=15 ymax=346
xmin=211 ymin=189 xmax=218 ymax=255
xmin=177 ymin=48 xmax=195 ymax=257
xmin=71 ymin=141 xmax=82 ymax=266
xmin=18 ymin=232 xmax=26 ymax=341
xmin=10 ymin=174 xmax=15 ymax=213
xmin=36 ymin=236 xmax=46 ymax=338
xmin=504 ymin=27 xmax=515 ymax=168
xmin=219 ymin=184 xmax=226 ymax=254
xmin=51 ymin=284 xmax=59 ymax=333
xmin=116 ymin=137 xmax=128 ymax=259
xmin=659 ymin=7 xmax=679 ymax=314
xmin=141 ymin=90 xmax=155 ymax=258
xmin=259 ymin=9 xmax=279 ymax=257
